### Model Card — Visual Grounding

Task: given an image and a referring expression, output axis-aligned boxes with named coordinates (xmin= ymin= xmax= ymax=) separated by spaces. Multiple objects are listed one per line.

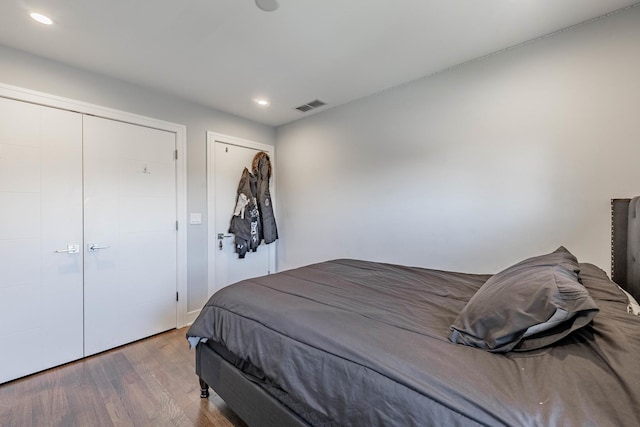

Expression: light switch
xmin=190 ymin=213 xmax=202 ymax=225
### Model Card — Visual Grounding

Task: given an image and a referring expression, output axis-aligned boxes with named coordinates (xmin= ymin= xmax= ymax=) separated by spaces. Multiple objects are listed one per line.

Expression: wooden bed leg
xmin=199 ymin=377 xmax=210 ymax=398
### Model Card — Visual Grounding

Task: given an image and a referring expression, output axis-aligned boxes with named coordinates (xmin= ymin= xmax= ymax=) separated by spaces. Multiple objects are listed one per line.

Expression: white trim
xmin=186 ymin=309 xmax=202 ymax=326
xmin=206 ymin=131 xmax=277 ymax=297
xmin=0 ymin=82 xmax=189 ymax=328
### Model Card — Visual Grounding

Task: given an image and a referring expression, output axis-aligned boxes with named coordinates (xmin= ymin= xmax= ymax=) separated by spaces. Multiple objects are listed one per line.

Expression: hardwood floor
xmin=0 ymin=328 xmax=247 ymax=426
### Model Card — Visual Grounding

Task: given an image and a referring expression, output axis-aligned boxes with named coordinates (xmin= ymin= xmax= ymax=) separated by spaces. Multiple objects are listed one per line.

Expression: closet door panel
xmin=0 ymin=144 xmax=40 ymax=192
xmin=83 ymin=116 xmax=177 ymax=356
xmin=39 ymin=107 xmax=85 ymax=367
xmin=0 ymin=193 xmax=40 ymax=239
xmin=0 ymin=98 xmax=83 ymax=384
xmin=0 ymin=240 xmax=40 ymax=287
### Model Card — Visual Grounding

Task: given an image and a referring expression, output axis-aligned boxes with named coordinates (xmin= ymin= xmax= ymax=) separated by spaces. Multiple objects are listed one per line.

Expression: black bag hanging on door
xmin=228 ymin=167 xmax=261 ymax=258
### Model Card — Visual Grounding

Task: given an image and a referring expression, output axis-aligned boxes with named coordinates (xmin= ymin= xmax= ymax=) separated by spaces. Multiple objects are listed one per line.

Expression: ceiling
xmin=0 ymin=1 xmax=637 ymax=127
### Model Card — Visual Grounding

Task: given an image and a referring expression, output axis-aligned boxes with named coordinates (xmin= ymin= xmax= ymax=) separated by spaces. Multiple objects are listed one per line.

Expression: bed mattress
xmin=187 ymin=259 xmax=640 ymax=426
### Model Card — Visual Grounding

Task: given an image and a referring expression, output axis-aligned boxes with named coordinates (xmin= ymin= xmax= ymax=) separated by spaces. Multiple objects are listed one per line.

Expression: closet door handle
xmin=88 ymin=243 xmax=110 ymax=252
xmin=55 ymin=244 xmax=80 ymax=254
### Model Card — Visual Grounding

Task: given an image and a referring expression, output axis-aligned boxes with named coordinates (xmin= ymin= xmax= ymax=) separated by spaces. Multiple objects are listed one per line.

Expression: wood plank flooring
xmin=0 ymin=328 xmax=247 ymax=426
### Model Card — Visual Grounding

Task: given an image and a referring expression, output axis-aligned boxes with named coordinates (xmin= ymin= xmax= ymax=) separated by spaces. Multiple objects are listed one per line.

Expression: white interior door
xmin=83 ymin=116 xmax=177 ymax=356
xmin=208 ymin=135 xmax=275 ymax=295
xmin=0 ymin=98 xmax=84 ymax=383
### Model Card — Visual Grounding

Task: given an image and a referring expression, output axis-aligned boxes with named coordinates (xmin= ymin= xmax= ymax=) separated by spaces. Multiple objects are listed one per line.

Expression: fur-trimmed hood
xmin=252 ymin=151 xmax=272 ymax=179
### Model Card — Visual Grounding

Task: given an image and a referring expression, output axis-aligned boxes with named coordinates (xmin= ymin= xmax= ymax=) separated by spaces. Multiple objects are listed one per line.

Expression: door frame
xmin=0 ymin=82 xmax=189 ymax=328
xmin=206 ymin=131 xmax=277 ymax=298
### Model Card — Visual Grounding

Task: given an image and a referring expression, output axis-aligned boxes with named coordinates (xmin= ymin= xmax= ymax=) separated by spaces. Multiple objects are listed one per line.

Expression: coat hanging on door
xmin=252 ymin=151 xmax=278 ymax=244
xmin=228 ymin=151 xmax=278 ymax=259
xmin=229 ymin=167 xmax=261 ymax=258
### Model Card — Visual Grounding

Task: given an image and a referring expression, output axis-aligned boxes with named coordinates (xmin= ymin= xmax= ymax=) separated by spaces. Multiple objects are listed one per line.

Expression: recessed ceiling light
xmin=255 ymin=0 xmax=279 ymax=12
xmin=30 ymin=12 xmax=53 ymax=25
xmin=255 ymin=99 xmax=270 ymax=107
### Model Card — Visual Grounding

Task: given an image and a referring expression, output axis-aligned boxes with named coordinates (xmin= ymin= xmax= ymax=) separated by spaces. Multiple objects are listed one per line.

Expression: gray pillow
xmin=449 ymin=247 xmax=599 ymax=352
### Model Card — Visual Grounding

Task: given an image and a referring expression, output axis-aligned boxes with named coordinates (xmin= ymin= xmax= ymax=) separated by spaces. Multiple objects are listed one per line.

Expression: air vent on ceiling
xmin=295 ymin=99 xmax=326 ymax=113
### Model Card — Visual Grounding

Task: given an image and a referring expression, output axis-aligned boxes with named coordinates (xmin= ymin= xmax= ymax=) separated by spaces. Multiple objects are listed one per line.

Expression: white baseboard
xmin=186 ymin=309 xmax=201 ymax=326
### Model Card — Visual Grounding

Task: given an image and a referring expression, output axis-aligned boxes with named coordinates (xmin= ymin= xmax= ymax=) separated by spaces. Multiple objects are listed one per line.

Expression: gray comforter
xmin=187 ymin=259 xmax=640 ymax=426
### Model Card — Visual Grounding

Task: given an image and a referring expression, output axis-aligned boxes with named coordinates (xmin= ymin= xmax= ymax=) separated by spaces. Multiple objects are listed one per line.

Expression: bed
xmin=187 ymin=197 xmax=640 ymax=426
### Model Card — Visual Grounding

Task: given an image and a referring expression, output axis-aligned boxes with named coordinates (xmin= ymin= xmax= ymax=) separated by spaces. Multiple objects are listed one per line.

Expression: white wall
xmin=0 ymin=44 xmax=275 ymax=312
xmin=275 ymin=6 xmax=640 ymax=275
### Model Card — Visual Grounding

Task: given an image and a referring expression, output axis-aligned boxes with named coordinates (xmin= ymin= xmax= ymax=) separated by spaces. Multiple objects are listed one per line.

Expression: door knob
xmin=54 ymin=244 xmax=80 ymax=254
xmin=88 ymin=243 xmax=110 ymax=252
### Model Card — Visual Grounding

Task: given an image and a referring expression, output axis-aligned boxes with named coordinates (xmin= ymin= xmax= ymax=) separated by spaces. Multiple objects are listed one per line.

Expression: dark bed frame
xmin=196 ymin=342 xmax=310 ymax=427
xmin=611 ymin=197 xmax=640 ymax=300
xmin=195 ymin=197 xmax=640 ymax=427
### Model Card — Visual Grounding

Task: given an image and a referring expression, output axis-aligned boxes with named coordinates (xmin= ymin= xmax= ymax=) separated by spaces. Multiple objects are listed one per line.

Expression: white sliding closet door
xmin=83 ymin=116 xmax=177 ymax=356
xmin=0 ymin=98 xmax=84 ymax=383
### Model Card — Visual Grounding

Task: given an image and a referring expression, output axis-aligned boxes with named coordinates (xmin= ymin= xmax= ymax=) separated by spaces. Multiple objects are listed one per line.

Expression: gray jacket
xmin=228 ymin=167 xmax=261 ymax=258
xmin=252 ymin=152 xmax=278 ymax=244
